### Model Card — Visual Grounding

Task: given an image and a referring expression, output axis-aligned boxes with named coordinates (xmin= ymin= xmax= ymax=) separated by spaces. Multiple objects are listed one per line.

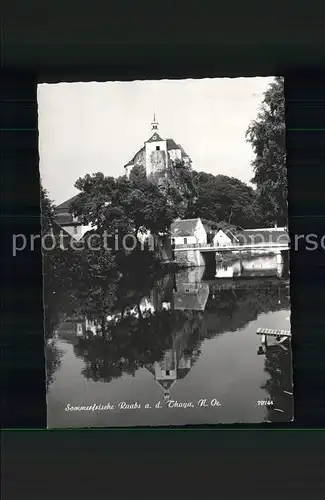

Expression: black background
xmin=2 ymin=0 xmax=325 ymax=496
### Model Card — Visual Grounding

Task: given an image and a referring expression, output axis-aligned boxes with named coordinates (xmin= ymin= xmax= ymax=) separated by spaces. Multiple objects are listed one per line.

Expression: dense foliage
xmin=186 ymin=172 xmax=261 ymax=229
xmin=246 ymin=77 xmax=287 ymax=226
xmin=71 ymin=169 xmax=176 ymax=236
xmin=40 ymin=185 xmax=55 ymax=235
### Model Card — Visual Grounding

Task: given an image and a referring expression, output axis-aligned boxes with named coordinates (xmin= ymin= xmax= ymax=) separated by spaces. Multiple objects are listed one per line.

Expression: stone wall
xmin=150 ymin=150 xmax=167 ymax=176
xmin=174 ymin=249 xmax=205 ymax=267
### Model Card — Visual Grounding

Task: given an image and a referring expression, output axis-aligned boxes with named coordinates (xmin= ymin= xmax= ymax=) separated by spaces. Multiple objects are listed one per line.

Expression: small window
xmin=156 ymin=146 xmax=160 ymax=151
xmin=166 ymin=370 xmax=170 ymax=376
xmin=184 ymin=238 xmax=187 ymax=244
xmin=74 ymin=226 xmax=78 ymax=234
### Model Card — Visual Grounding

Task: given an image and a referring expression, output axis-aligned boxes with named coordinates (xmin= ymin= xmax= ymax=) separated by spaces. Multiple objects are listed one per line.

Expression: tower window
xmin=166 ymin=370 xmax=170 ymax=376
xmin=156 ymin=146 xmax=160 ymax=151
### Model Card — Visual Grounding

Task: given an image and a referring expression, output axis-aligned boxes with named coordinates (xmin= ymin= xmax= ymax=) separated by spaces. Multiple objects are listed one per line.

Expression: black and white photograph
xmin=37 ymin=76 xmax=293 ymax=428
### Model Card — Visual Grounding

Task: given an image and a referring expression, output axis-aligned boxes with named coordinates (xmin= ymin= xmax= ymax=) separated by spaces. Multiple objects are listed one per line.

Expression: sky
xmin=38 ymin=77 xmax=274 ymax=205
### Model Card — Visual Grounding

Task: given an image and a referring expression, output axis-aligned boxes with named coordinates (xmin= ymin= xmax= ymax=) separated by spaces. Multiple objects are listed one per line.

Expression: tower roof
xmin=165 ymin=138 xmax=180 ymax=151
xmin=151 ymin=113 xmax=159 ymax=132
xmin=170 ymin=218 xmax=202 ymax=237
xmin=156 ymin=379 xmax=175 ymax=390
xmin=146 ymin=132 xmax=164 ymax=143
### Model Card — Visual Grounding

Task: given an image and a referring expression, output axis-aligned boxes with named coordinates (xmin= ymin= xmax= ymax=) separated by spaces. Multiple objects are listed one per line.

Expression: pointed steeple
xmin=151 ymin=112 xmax=159 ymax=132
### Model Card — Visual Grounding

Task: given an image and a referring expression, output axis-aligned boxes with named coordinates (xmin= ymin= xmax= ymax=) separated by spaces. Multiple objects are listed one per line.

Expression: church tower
xmin=145 ymin=114 xmax=168 ymax=177
xmin=123 ymin=115 xmax=191 ymax=178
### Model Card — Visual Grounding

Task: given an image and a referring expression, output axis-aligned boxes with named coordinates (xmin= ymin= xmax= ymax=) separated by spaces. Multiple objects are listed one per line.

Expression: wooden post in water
xmin=261 ymin=334 xmax=267 ymax=353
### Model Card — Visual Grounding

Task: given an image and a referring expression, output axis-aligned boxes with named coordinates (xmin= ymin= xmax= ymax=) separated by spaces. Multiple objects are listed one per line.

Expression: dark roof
xmin=125 ymin=138 xmax=190 ymax=169
xmin=225 ymin=229 xmax=238 ymax=241
xmin=237 ymin=228 xmax=289 ymax=245
xmin=171 ymin=218 xmax=202 ymax=237
xmin=177 ymin=367 xmax=191 ymax=380
xmin=124 ymin=146 xmax=145 ymax=168
xmin=166 ymin=139 xmax=190 ymax=158
xmin=156 ymin=379 xmax=175 ymax=390
xmin=55 ymin=194 xmax=79 ymax=210
xmin=146 ymin=132 xmax=164 ymax=143
xmin=166 ymin=138 xmax=179 ymax=150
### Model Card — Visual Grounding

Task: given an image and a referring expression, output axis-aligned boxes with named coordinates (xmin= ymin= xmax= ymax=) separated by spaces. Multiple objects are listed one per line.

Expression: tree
xmin=186 ymin=171 xmax=260 ymax=228
xmin=72 ymin=173 xmax=117 ymax=229
xmin=246 ymin=77 xmax=287 ymax=226
xmin=40 ymin=185 xmax=55 ymax=235
xmin=71 ymin=170 xmax=176 ymax=241
xmin=157 ymin=160 xmax=197 ymax=219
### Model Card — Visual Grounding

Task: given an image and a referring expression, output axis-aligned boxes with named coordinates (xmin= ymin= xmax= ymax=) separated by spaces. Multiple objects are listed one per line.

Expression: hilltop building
xmin=52 ymin=115 xmax=192 ymax=236
xmin=124 ymin=115 xmax=191 ymax=179
xmin=54 ymin=195 xmax=83 ymax=238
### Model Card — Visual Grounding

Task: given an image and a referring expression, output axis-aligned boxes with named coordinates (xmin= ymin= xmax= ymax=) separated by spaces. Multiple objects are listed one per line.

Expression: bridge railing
xmin=174 ymin=241 xmax=290 ymax=250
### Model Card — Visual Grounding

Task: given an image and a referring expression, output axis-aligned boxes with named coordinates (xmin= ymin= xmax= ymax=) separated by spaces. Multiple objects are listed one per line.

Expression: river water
xmin=46 ymin=252 xmax=293 ymax=427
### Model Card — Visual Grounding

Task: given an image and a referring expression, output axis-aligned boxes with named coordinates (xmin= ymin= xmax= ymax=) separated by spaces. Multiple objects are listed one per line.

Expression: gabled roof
xmin=124 ymin=146 xmax=145 ymax=168
xmin=177 ymin=367 xmax=191 ymax=380
xmin=166 ymin=139 xmax=189 ymax=159
xmin=171 ymin=218 xmax=202 ymax=237
xmin=215 ymin=229 xmax=239 ymax=242
xmin=166 ymin=138 xmax=179 ymax=150
xmin=124 ymin=136 xmax=190 ymax=169
xmin=225 ymin=229 xmax=239 ymax=242
xmin=55 ymin=194 xmax=79 ymax=211
xmin=146 ymin=132 xmax=164 ymax=143
xmin=156 ymin=379 xmax=175 ymax=390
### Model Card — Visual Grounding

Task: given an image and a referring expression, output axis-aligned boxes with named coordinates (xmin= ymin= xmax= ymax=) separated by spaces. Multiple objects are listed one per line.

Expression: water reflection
xmin=215 ymin=252 xmax=285 ymax=279
xmin=261 ymin=338 xmax=293 ymax=422
xmin=46 ymin=252 xmax=293 ymax=426
xmin=45 ymin=341 xmax=64 ymax=391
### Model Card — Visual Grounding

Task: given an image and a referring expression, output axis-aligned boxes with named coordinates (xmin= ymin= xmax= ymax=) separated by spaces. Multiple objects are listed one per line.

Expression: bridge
xmin=173 ymin=242 xmax=289 ymax=252
xmin=173 ymin=242 xmax=290 ymax=267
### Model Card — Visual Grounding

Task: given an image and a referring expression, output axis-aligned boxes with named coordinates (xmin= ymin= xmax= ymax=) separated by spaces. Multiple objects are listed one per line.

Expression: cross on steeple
xmin=151 ymin=113 xmax=159 ymax=132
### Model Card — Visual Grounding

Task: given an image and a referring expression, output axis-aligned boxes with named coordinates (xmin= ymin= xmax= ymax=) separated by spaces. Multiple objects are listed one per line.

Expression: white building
xmin=54 ymin=195 xmax=92 ymax=240
xmin=213 ymin=229 xmax=239 ymax=247
xmin=171 ymin=218 xmax=207 ymax=246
